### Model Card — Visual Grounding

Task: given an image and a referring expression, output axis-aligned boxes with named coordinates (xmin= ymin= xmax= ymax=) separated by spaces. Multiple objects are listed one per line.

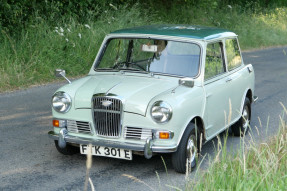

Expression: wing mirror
xmin=55 ymin=69 xmax=71 ymax=84
xmin=179 ymin=78 xmax=194 ymax=88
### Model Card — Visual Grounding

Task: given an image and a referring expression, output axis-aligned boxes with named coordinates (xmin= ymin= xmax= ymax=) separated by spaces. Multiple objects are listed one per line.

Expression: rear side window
xmin=205 ymin=42 xmax=225 ymax=80
xmin=225 ymin=39 xmax=242 ymax=71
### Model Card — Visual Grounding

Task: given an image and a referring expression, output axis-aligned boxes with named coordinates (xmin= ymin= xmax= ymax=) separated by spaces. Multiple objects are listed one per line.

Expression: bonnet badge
xmin=101 ymin=100 xmax=113 ymax=107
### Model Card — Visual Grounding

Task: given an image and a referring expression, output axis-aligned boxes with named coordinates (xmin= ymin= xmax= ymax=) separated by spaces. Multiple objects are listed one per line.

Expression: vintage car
xmin=48 ymin=25 xmax=257 ymax=173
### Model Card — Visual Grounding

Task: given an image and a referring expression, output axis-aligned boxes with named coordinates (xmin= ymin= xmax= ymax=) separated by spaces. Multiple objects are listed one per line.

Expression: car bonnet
xmin=74 ymin=74 xmax=178 ymax=116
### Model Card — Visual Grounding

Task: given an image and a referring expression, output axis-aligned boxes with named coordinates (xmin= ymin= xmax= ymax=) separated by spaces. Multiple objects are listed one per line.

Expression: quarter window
xmin=225 ymin=39 xmax=242 ymax=70
xmin=205 ymin=42 xmax=225 ymax=80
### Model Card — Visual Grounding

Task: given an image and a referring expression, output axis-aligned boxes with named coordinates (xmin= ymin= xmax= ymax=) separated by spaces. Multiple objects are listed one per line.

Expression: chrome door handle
xmin=226 ymin=78 xmax=232 ymax=82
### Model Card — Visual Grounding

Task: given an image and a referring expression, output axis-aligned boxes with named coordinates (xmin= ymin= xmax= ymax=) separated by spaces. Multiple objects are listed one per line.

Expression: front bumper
xmin=48 ymin=129 xmax=177 ymax=159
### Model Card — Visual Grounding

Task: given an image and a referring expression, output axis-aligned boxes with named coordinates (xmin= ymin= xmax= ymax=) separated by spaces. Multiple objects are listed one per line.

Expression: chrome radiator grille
xmin=67 ymin=120 xmax=91 ymax=134
xmin=124 ymin=127 xmax=153 ymax=140
xmin=93 ymin=96 xmax=122 ymax=137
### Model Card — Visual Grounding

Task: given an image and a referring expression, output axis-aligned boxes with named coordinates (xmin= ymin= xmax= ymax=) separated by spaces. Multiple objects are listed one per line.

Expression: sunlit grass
xmin=188 ymin=112 xmax=287 ymax=190
xmin=0 ymin=4 xmax=155 ymax=92
xmin=1 ymin=4 xmax=287 ymax=91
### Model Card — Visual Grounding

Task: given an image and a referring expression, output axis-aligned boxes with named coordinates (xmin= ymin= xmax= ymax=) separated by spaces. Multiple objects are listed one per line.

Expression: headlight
xmin=151 ymin=101 xmax=172 ymax=123
xmin=52 ymin=92 xmax=72 ymax=113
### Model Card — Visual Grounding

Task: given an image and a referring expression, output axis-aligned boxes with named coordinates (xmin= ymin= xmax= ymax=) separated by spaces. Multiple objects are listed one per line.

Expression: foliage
xmin=0 ymin=1 xmax=287 ymax=91
xmin=1 ymin=0 xmax=287 ymax=35
xmin=0 ymin=3 xmax=155 ymax=91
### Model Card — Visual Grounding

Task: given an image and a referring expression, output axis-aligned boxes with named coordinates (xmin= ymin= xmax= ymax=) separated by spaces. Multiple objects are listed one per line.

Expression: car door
xmin=224 ymin=38 xmax=246 ymax=123
xmin=203 ymin=41 xmax=232 ymax=138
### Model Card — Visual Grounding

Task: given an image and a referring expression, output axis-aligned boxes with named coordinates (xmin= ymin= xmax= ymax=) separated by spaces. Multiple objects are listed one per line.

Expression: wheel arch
xmin=191 ymin=116 xmax=206 ymax=151
xmin=240 ymin=88 xmax=253 ymax=115
xmin=177 ymin=116 xmax=206 ymax=152
xmin=236 ymin=88 xmax=253 ymax=126
xmin=246 ymin=89 xmax=253 ymax=104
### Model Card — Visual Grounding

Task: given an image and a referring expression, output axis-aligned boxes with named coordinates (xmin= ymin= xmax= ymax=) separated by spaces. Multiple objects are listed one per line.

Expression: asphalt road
xmin=1 ymin=46 xmax=287 ymax=191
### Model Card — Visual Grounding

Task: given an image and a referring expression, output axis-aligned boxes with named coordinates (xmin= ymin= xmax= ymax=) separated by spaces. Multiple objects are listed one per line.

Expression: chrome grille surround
xmin=67 ymin=120 xmax=91 ymax=134
xmin=124 ymin=127 xmax=153 ymax=140
xmin=92 ymin=96 xmax=122 ymax=138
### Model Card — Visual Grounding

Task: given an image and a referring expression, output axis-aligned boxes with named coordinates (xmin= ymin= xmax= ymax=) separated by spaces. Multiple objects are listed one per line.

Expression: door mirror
xmin=55 ymin=69 xmax=66 ymax=77
xmin=55 ymin=69 xmax=71 ymax=84
xmin=179 ymin=78 xmax=194 ymax=88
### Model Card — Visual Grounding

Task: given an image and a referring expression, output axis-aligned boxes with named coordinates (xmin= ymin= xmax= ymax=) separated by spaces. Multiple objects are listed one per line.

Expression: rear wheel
xmin=54 ymin=140 xmax=79 ymax=155
xmin=232 ymin=98 xmax=251 ymax=136
xmin=172 ymin=123 xmax=198 ymax=173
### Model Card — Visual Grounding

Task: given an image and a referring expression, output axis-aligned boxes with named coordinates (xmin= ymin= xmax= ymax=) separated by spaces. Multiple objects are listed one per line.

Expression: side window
xmin=205 ymin=42 xmax=225 ymax=80
xmin=225 ymin=38 xmax=242 ymax=70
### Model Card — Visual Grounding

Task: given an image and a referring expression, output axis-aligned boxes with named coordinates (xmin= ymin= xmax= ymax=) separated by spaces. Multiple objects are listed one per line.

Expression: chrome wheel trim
xmin=186 ymin=135 xmax=196 ymax=167
xmin=242 ymin=106 xmax=250 ymax=130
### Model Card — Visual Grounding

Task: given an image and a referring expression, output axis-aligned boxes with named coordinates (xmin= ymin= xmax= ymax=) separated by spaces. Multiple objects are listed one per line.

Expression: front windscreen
xmin=95 ymin=38 xmax=201 ymax=77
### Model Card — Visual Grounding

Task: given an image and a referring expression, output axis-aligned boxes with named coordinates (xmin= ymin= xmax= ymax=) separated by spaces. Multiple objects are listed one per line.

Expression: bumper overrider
xmin=48 ymin=128 xmax=177 ymax=159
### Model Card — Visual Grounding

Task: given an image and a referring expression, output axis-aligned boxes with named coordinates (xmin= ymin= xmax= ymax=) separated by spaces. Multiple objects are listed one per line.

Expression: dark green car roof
xmin=111 ymin=24 xmax=234 ymax=40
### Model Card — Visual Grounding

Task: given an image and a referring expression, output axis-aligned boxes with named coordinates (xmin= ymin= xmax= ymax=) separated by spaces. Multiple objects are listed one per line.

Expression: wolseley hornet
xmin=48 ymin=25 xmax=257 ymax=173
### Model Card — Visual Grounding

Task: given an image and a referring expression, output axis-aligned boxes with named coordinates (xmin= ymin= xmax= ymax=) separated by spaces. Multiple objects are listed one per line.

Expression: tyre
xmin=54 ymin=140 xmax=79 ymax=155
xmin=172 ymin=123 xmax=198 ymax=173
xmin=232 ymin=97 xmax=251 ymax=136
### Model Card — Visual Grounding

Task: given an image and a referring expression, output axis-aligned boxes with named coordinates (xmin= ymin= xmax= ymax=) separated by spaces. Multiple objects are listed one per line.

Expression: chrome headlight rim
xmin=52 ymin=91 xmax=72 ymax=113
xmin=150 ymin=101 xmax=172 ymax=124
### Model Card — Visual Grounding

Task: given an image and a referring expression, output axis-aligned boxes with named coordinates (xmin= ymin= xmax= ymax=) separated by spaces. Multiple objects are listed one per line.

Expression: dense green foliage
xmin=0 ymin=0 xmax=287 ymax=91
xmin=1 ymin=0 xmax=287 ymax=35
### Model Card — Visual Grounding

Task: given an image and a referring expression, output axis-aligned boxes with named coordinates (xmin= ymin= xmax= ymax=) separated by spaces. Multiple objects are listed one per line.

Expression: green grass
xmin=0 ymin=4 xmax=155 ymax=91
xmin=1 ymin=4 xmax=287 ymax=92
xmin=187 ymin=110 xmax=287 ymax=190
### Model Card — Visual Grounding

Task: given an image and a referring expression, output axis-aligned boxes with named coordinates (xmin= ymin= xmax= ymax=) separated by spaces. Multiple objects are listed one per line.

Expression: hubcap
xmin=242 ymin=106 xmax=250 ymax=130
xmin=186 ymin=135 xmax=196 ymax=167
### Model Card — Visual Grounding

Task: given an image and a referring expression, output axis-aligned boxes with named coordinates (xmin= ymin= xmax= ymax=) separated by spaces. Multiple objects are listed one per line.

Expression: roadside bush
xmin=0 ymin=3 xmax=156 ymax=91
xmin=1 ymin=1 xmax=287 ymax=91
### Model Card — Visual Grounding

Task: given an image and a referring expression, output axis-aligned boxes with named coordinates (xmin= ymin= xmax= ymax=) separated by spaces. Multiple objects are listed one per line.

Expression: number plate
xmin=80 ymin=145 xmax=132 ymax=160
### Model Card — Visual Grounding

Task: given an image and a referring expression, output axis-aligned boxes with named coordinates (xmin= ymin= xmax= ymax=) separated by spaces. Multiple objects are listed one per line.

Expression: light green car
xmin=48 ymin=25 xmax=257 ymax=173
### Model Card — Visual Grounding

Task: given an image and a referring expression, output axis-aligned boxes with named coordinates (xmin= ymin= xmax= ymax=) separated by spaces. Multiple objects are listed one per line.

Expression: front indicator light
xmin=159 ymin=132 xmax=170 ymax=139
xmin=53 ymin=119 xmax=66 ymax=128
xmin=53 ymin=120 xmax=59 ymax=127
xmin=154 ymin=131 xmax=174 ymax=139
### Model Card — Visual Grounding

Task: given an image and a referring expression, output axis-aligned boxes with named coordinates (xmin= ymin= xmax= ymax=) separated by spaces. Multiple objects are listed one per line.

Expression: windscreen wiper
xmin=118 ymin=67 xmax=149 ymax=74
xmin=96 ymin=68 xmax=119 ymax=71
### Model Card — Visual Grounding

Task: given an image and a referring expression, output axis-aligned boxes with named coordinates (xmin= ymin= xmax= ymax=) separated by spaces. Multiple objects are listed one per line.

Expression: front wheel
xmin=232 ymin=97 xmax=251 ymax=136
xmin=171 ymin=123 xmax=198 ymax=173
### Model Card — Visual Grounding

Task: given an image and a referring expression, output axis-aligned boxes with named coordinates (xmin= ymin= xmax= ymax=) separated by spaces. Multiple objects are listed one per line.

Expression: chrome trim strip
xmin=93 ymin=109 xmax=121 ymax=114
xmin=48 ymin=131 xmax=177 ymax=153
xmin=253 ymin=96 xmax=258 ymax=103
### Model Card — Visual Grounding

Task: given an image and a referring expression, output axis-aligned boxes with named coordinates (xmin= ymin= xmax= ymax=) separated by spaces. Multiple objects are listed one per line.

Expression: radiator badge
xmin=101 ymin=100 xmax=113 ymax=107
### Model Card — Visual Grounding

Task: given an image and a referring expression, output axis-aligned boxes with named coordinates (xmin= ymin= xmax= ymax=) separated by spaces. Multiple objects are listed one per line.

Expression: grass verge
xmin=1 ymin=4 xmax=287 ymax=92
xmin=187 ymin=111 xmax=287 ymax=190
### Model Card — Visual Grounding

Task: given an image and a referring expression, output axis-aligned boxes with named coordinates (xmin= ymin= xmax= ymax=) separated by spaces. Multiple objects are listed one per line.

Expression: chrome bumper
xmin=48 ymin=130 xmax=177 ymax=159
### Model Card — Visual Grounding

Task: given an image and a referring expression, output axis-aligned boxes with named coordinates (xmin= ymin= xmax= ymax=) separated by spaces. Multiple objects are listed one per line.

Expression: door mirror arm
xmin=55 ymin=69 xmax=71 ymax=84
